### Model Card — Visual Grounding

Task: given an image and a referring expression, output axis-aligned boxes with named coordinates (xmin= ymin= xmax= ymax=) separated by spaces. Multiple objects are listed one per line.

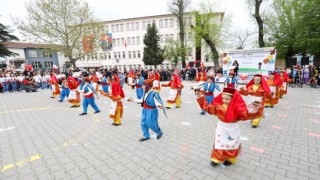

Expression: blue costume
xmin=140 ymin=90 xmax=164 ymax=139
xmin=101 ymin=77 xmax=109 ymax=93
xmin=201 ymin=82 xmax=221 ymax=114
xmin=225 ymin=77 xmax=237 ymax=87
xmin=59 ymin=80 xmax=70 ymax=102
xmin=80 ymin=83 xmax=100 ymax=114
xmin=134 ymin=76 xmax=144 ymax=99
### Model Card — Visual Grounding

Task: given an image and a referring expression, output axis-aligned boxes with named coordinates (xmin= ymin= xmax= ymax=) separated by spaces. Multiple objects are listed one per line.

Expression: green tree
xmin=168 ymin=0 xmax=191 ymax=68
xmin=163 ymin=38 xmax=187 ymax=67
xmin=267 ymin=0 xmax=320 ymax=61
xmin=190 ymin=1 xmax=225 ymax=67
xmin=142 ymin=24 xmax=165 ymax=69
xmin=14 ymin=0 xmax=103 ymax=68
xmin=0 ymin=23 xmax=19 ymax=56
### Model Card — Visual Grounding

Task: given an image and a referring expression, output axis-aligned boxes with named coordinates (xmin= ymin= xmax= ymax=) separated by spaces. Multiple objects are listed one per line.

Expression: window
xmin=114 ymin=52 xmax=117 ymax=59
xmin=44 ymin=52 xmax=53 ymax=58
xmin=31 ymin=61 xmax=41 ymax=68
xmin=131 ymin=22 xmax=134 ymax=30
xmin=118 ymin=52 xmax=121 ymax=59
xmin=133 ymin=51 xmax=136 ymax=58
xmin=117 ymin=39 xmax=120 ymax=46
xmin=164 ymin=19 xmax=168 ymax=27
xmin=126 ymin=23 xmax=130 ymax=31
xmin=127 ymin=37 xmax=131 ymax=45
xmin=44 ymin=61 xmax=53 ymax=68
xmin=128 ymin=51 xmax=132 ymax=59
xmin=116 ymin=24 xmax=119 ymax=32
xmin=120 ymin=38 xmax=124 ymax=46
xmin=108 ymin=53 xmax=111 ymax=59
xmin=111 ymin=25 xmax=115 ymax=32
xmin=170 ymin=34 xmax=174 ymax=40
xmin=65 ymin=62 xmax=71 ymax=68
xmin=131 ymin=37 xmax=135 ymax=45
xmin=122 ymin=51 xmax=126 ymax=58
xmin=137 ymin=51 xmax=141 ymax=58
xmin=153 ymin=20 xmax=156 ymax=25
xmin=29 ymin=50 xmax=38 ymax=57
xmin=159 ymin=20 xmax=163 ymax=28
xmin=136 ymin=37 xmax=140 ymax=45
xmin=104 ymin=25 xmax=109 ymax=32
xmin=135 ymin=22 xmax=139 ymax=30
xmin=160 ymin=35 xmax=164 ymax=43
xmin=170 ymin=19 xmax=174 ymax=27
xmin=120 ymin=24 xmax=124 ymax=32
xmin=142 ymin=21 xmax=146 ymax=30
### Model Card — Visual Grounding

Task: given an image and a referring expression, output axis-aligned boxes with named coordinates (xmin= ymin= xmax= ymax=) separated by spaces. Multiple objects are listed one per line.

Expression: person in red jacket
xmin=162 ymin=73 xmax=183 ymax=109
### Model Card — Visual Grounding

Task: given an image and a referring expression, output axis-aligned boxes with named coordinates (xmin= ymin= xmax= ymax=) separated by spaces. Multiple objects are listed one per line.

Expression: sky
xmin=0 ymin=0 xmax=255 ymax=44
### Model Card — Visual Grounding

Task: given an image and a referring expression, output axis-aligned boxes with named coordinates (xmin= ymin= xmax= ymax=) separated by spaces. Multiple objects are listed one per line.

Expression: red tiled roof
xmin=2 ymin=42 xmax=51 ymax=49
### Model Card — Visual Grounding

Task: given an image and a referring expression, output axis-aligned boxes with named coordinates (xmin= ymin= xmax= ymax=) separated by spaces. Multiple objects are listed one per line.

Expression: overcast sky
xmin=0 ymin=0 xmax=255 ymax=41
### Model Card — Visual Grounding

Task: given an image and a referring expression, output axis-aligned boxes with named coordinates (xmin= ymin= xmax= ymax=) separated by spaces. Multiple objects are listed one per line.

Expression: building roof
xmin=3 ymin=42 xmax=51 ymax=49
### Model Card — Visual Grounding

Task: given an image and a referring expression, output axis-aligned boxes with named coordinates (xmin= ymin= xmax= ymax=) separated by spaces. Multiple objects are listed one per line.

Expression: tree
xmin=142 ymin=24 xmax=165 ymax=69
xmin=14 ymin=0 xmax=102 ymax=68
xmin=247 ymin=0 xmax=266 ymax=47
xmin=267 ymin=0 xmax=320 ymax=62
xmin=0 ymin=23 xmax=19 ymax=56
xmin=168 ymin=0 xmax=191 ymax=68
xmin=163 ymin=38 xmax=187 ymax=67
xmin=233 ymin=29 xmax=256 ymax=49
xmin=190 ymin=1 xmax=225 ymax=67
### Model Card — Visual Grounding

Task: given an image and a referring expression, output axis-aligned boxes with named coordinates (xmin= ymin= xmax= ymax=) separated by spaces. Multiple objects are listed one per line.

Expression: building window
xmin=104 ymin=25 xmax=109 ymax=32
xmin=44 ymin=52 xmax=53 ymax=58
xmin=142 ymin=21 xmax=146 ymax=30
xmin=164 ymin=19 xmax=168 ymax=28
xmin=65 ymin=62 xmax=71 ymax=68
xmin=126 ymin=23 xmax=130 ymax=31
xmin=133 ymin=51 xmax=136 ymax=58
xmin=127 ymin=37 xmax=131 ymax=45
xmin=44 ymin=61 xmax=53 ymax=68
xmin=111 ymin=25 xmax=115 ymax=33
xmin=29 ymin=50 xmax=38 ymax=57
xmin=160 ymin=35 xmax=164 ymax=43
xmin=136 ymin=37 xmax=140 ymax=45
xmin=131 ymin=22 xmax=134 ymax=31
xmin=116 ymin=24 xmax=119 ymax=32
xmin=159 ymin=20 xmax=163 ymax=28
xmin=120 ymin=24 xmax=124 ymax=32
xmin=135 ymin=22 xmax=139 ymax=30
xmin=114 ymin=52 xmax=117 ymax=59
xmin=122 ymin=51 xmax=126 ymax=58
xmin=128 ymin=51 xmax=132 ymax=59
xmin=170 ymin=19 xmax=174 ymax=27
xmin=131 ymin=37 xmax=135 ymax=45
xmin=31 ymin=61 xmax=41 ymax=68
xmin=153 ymin=20 xmax=156 ymax=25
xmin=118 ymin=52 xmax=121 ymax=59
xmin=137 ymin=51 xmax=141 ymax=58
xmin=108 ymin=53 xmax=111 ymax=59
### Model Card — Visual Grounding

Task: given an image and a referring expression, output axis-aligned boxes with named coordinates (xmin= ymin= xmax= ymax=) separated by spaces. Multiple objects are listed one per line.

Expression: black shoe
xmin=265 ymin=106 xmax=269 ymax=108
xmin=139 ymin=137 xmax=150 ymax=142
xmin=50 ymin=96 xmax=55 ymax=98
xmin=200 ymin=112 xmax=206 ymax=115
xmin=165 ymin=107 xmax=171 ymax=109
xmin=58 ymin=100 xmax=63 ymax=102
xmin=70 ymin=105 xmax=76 ymax=108
xmin=111 ymin=123 xmax=116 ymax=126
xmin=79 ymin=113 xmax=87 ymax=116
xmin=94 ymin=110 xmax=100 ymax=114
xmin=270 ymin=106 xmax=274 ymax=108
xmin=252 ymin=125 xmax=258 ymax=128
xmin=114 ymin=124 xmax=121 ymax=126
xmin=156 ymin=133 xmax=163 ymax=139
xmin=223 ymin=161 xmax=233 ymax=166
xmin=210 ymin=161 xmax=218 ymax=167
xmin=75 ymin=105 xmax=80 ymax=108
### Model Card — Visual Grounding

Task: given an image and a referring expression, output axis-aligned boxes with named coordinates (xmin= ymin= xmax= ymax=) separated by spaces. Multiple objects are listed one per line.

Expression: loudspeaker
xmin=286 ymin=58 xmax=297 ymax=68
xmin=301 ymin=57 xmax=309 ymax=66
xmin=188 ymin=62 xmax=194 ymax=67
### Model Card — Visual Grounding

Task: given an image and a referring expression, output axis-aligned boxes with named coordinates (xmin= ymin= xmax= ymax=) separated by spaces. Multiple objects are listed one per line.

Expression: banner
xmin=100 ymin=33 xmax=112 ymax=51
xmin=82 ymin=35 xmax=94 ymax=53
xmin=222 ymin=47 xmax=276 ymax=76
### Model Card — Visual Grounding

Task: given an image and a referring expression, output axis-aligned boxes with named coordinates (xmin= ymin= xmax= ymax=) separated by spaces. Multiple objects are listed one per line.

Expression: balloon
xmin=263 ymin=59 xmax=269 ymax=64
xmin=227 ymin=61 xmax=232 ymax=65
xmin=226 ymin=57 xmax=231 ymax=61
xmin=223 ymin=60 xmax=228 ymax=65
xmin=269 ymin=59 xmax=275 ymax=64
xmin=267 ymin=55 xmax=273 ymax=60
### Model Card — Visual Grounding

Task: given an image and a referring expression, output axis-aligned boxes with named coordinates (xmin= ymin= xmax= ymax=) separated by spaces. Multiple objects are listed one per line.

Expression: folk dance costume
xmin=89 ymin=73 xmax=100 ymax=92
xmin=58 ymin=78 xmax=70 ymax=102
xmin=100 ymin=76 xmax=125 ymax=126
xmin=200 ymin=76 xmax=221 ymax=115
xmin=239 ymin=74 xmax=271 ymax=128
xmin=152 ymin=72 xmax=161 ymax=93
xmin=134 ymin=73 xmax=145 ymax=99
xmin=279 ymin=71 xmax=290 ymax=98
xmin=67 ymin=76 xmax=81 ymax=108
xmin=224 ymin=72 xmax=237 ymax=88
xmin=265 ymin=72 xmax=282 ymax=108
xmin=127 ymin=70 xmax=135 ymax=89
xmin=101 ymin=76 xmax=109 ymax=93
xmin=196 ymin=71 xmax=207 ymax=95
xmin=162 ymin=74 xmax=183 ymax=109
xmin=196 ymin=86 xmax=263 ymax=167
xmin=131 ymin=79 xmax=164 ymax=142
xmin=50 ymin=72 xmax=60 ymax=98
xmin=79 ymin=78 xmax=100 ymax=115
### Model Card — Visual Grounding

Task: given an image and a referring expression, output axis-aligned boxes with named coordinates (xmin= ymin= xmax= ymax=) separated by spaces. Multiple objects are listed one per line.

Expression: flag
xmin=82 ymin=35 xmax=94 ymax=53
xmin=124 ymin=40 xmax=127 ymax=48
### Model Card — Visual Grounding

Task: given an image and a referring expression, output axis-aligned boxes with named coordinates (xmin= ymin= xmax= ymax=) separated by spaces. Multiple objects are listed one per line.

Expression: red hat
xmin=143 ymin=79 xmax=153 ymax=87
xmin=111 ymin=81 xmax=125 ymax=98
xmin=246 ymin=74 xmax=271 ymax=93
xmin=222 ymin=86 xmax=236 ymax=95
xmin=213 ymin=87 xmax=248 ymax=123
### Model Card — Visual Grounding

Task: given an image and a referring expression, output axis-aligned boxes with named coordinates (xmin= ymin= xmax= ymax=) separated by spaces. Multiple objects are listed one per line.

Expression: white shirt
xmin=134 ymin=90 xmax=162 ymax=106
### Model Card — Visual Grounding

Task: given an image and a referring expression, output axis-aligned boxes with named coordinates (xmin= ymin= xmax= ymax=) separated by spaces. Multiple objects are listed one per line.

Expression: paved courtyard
xmin=0 ymin=82 xmax=319 ymax=180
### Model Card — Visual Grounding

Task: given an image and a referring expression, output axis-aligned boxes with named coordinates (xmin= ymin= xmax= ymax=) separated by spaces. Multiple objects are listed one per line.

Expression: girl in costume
xmin=265 ymin=72 xmax=282 ymax=108
xmin=162 ymin=74 xmax=183 ymax=109
xmin=239 ymin=74 xmax=270 ymax=128
xmin=196 ymin=86 xmax=263 ymax=167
